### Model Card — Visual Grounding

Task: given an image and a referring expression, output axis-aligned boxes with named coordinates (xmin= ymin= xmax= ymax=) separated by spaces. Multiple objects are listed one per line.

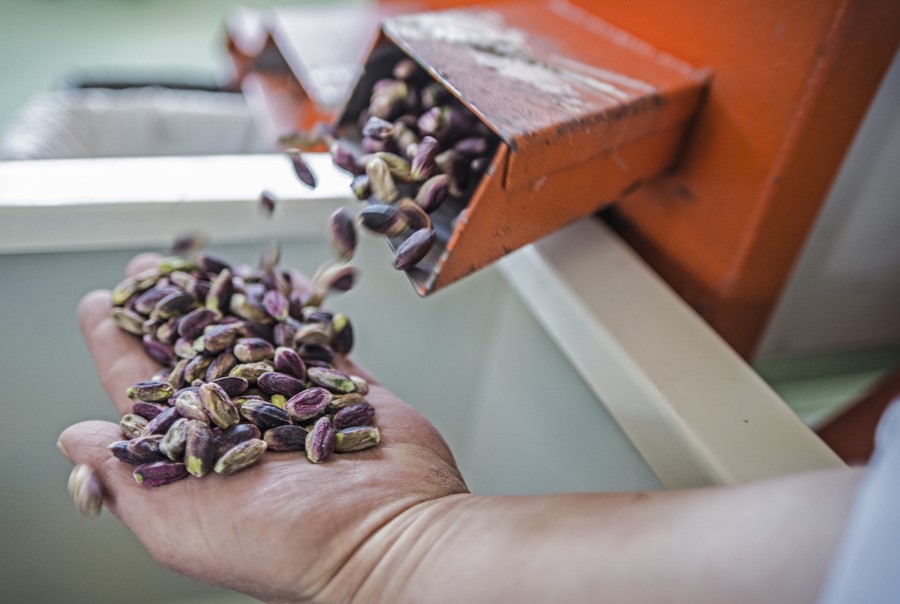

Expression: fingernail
xmin=57 ymin=438 xmax=70 ymax=458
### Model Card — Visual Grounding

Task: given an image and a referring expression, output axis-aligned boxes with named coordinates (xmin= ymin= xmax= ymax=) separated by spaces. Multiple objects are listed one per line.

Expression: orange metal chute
xmin=382 ymin=0 xmax=899 ymax=358
xmin=226 ymin=0 xmax=899 ymax=359
xmin=336 ymin=6 xmax=709 ymax=296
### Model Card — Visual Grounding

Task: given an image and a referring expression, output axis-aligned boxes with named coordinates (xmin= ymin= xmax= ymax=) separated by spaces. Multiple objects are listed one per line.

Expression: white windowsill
xmin=0 ymin=154 xmax=352 ymax=254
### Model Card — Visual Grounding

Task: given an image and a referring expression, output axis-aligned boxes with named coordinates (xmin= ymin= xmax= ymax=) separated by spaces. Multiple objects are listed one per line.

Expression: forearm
xmin=356 ymin=468 xmax=862 ymax=604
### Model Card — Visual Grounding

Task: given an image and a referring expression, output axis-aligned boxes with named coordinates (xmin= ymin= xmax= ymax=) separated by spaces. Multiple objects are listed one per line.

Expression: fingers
xmin=57 ymin=421 xmax=190 ymax=546
xmin=126 ymin=253 xmax=162 ymax=278
xmin=58 ymin=420 xmax=120 ymax=467
xmin=78 ymin=290 xmax=161 ymax=414
xmin=75 ymin=253 xmax=165 ymax=414
xmin=58 ymin=421 xmax=132 ymax=515
xmin=78 ymin=253 xmax=160 ymax=413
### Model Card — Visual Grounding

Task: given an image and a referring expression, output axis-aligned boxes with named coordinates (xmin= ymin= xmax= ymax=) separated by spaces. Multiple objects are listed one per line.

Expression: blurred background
xmin=0 ymin=0 xmax=336 ymax=127
xmin=0 ymin=0 xmax=301 ymax=158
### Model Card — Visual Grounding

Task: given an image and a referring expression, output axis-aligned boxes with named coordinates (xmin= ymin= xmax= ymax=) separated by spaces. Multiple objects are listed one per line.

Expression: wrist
xmin=319 ymin=492 xmax=477 ymax=604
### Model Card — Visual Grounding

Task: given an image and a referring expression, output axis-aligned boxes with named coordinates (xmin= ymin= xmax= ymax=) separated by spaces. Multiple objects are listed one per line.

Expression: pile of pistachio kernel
xmin=107 ymin=247 xmax=379 ymax=487
xmin=284 ymin=56 xmax=499 ymax=274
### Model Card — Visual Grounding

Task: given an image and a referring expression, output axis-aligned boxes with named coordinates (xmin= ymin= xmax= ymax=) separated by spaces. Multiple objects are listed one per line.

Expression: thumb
xmin=58 ymin=421 xmax=204 ymax=572
xmin=58 ymin=420 xmax=121 ymax=467
xmin=58 ymin=420 xmax=134 ymax=517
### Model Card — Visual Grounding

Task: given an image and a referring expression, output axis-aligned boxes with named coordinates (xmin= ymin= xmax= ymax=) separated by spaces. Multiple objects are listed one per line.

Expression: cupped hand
xmin=58 ymin=253 xmax=469 ymax=603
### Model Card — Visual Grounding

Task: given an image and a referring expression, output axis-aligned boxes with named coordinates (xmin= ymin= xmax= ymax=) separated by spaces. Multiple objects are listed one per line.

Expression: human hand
xmin=57 ymin=253 xmax=469 ymax=603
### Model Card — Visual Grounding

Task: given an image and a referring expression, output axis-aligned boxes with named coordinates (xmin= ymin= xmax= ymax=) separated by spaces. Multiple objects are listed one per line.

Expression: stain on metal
xmin=338 ymin=5 xmax=710 ymax=296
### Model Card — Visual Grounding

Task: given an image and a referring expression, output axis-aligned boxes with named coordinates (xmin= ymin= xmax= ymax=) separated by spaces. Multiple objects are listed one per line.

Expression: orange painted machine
xmin=227 ymin=0 xmax=898 ymax=358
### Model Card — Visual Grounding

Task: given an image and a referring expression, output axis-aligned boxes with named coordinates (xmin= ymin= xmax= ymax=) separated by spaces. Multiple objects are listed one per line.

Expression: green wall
xmin=0 ymin=0 xmax=351 ymax=129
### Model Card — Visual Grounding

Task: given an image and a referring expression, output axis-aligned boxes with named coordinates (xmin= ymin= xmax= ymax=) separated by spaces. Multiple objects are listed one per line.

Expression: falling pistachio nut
xmin=329 ymin=207 xmax=358 ymax=261
xmin=68 ymin=464 xmax=104 ymax=517
xmin=394 ymin=228 xmax=436 ymax=271
xmin=317 ymin=56 xmax=498 ymax=275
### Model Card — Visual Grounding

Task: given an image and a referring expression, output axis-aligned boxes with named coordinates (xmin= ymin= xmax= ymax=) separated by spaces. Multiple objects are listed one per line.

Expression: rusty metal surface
xmin=383 ymin=8 xmax=708 ymax=187
xmin=338 ymin=5 xmax=709 ymax=295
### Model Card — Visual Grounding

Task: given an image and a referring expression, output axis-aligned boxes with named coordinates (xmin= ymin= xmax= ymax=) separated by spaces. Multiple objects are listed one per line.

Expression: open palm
xmin=58 ymin=254 xmax=468 ymax=603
